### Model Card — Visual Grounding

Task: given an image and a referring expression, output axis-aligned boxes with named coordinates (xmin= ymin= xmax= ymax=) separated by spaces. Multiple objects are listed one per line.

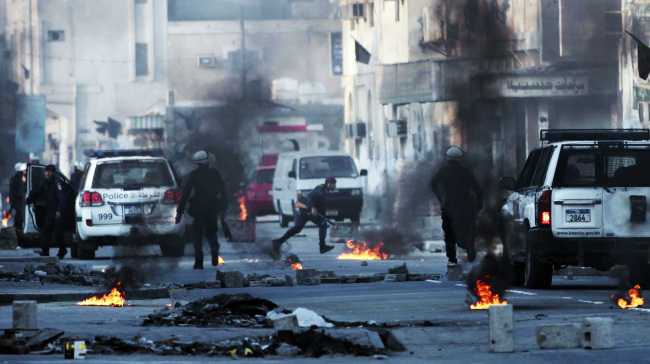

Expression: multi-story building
xmin=341 ymin=0 xmax=621 ymax=223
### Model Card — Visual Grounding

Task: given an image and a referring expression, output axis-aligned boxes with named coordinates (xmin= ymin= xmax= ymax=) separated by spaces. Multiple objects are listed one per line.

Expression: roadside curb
xmin=0 ymin=287 xmax=170 ymax=306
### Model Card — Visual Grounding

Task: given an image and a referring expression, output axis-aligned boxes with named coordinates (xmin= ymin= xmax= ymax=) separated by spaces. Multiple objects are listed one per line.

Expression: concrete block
xmin=262 ymin=277 xmax=286 ymax=287
xmin=384 ymin=274 xmax=407 ymax=282
xmin=320 ymin=277 xmax=341 ymax=284
xmin=489 ymin=304 xmax=514 ymax=353
xmin=446 ymin=264 xmax=464 ymax=281
xmin=13 ymin=300 xmax=37 ymax=330
xmin=304 ymin=276 xmax=321 ymax=285
xmin=582 ymin=317 xmax=614 ymax=349
xmin=536 ymin=324 xmax=581 ymax=349
xmin=273 ymin=314 xmax=300 ymax=334
xmin=388 ymin=263 xmax=409 ymax=275
xmin=296 ymin=269 xmax=318 ymax=285
xmin=220 ymin=271 xmax=245 ymax=288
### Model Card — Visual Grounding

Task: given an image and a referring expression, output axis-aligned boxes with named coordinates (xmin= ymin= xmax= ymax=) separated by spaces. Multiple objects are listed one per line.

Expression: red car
xmin=245 ymin=166 xmax=275 ymax=216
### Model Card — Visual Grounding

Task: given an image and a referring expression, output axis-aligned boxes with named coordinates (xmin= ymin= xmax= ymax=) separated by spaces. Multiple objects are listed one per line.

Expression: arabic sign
xmin=330 ymin=32 xmax=342 ymax=77
xmin=483 ymin=75 xmax=589 ymax=98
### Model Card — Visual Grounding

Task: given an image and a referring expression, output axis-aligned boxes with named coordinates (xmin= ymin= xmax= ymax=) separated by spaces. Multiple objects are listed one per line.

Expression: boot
xmin=39 ymin=248 xmax=50 ymax=257
xmin=57 ymin=247 xmax=68 ymax=259
xmin=319 ymin=241 xmax=334 ymax=254
xmin=194 ymin=252 xmax=204 ymax=269
xmin=211 ymin=247 xmax=220 ymax=266
xmin=271 ymin=239 xmax=284 ymax=260
xmin=193 ymin=261 xmax=204 ymax=270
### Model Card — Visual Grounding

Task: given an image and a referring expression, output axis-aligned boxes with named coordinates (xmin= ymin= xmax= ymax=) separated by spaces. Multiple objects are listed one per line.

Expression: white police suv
xmin=500 ymin=129 xmax=650 ymax=289
xmin=74 ymin=150 xmax=184 ymax=259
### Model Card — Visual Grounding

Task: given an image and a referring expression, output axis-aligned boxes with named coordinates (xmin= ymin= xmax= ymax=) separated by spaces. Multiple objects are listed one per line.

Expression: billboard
xmin=15 ymin=95 xmax=46 ymax=153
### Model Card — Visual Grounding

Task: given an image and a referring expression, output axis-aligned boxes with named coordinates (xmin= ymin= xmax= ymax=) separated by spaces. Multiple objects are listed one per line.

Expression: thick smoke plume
xmin=464 ymin=251 xmax=512 ymax=304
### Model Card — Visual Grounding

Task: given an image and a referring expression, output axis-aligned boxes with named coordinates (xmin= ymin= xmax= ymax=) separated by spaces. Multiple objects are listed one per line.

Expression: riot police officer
xmin=9 ymin=162 xmax=26 ymax=234
xmin=25 ymin=164 xmax=68 ymax=259
xmin=431 ymin=146 xmax=483 ymax=265
xmin=271 ymin=176 xmax=337 ymax=259
xmin=175 ymin=151 xmax=228 ymax=269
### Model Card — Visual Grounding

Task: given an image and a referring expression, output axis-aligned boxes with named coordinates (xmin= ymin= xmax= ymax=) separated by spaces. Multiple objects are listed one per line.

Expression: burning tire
xmin=525 ymin=230 xmax=552 ymax=289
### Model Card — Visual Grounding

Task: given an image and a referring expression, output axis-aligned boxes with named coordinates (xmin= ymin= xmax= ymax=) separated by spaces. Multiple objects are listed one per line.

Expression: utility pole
xmin=240 ymin=6 xmax=247 ymax=101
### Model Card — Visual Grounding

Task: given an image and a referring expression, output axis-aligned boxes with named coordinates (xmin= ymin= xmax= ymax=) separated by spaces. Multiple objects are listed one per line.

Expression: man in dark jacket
xmin=9 ymin=163 xmax=26 ymax=233
xmin=431 ymin=146 xmax=483 ymax=265
xmin=25 ymin=164 xmax=68 ymax=259
xmin=175 ymin=151 xmax=228 ymax=269
xmin=271 ymin=176 xmax=337 ymax=259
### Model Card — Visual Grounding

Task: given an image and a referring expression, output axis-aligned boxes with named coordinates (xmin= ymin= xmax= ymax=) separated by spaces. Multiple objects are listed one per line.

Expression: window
xmin=135 ymin=43 xmax=149 ymax=76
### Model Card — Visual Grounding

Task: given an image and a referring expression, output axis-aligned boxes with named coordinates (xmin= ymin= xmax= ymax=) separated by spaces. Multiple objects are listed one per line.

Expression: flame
xmin=291 ymin=263 xmax=303 ymax=270
xmin=237 ymin=194 xmax=247 ymax=220
xmin=166 ymin=303 xmax=173 ymax=307
xmin=470 ymin=279 xmax=508 ymax=309
xmin=76 ymin=284 xmax=125 ymax=307
xmin=218 ymin=256 xmax=225 ymax=265
xmin=1 ymin=211 xmax=10 ymax=227
xmin=338 ymin=240 xmax=388 ymax=260
xmin=615 ymin=285 xmax=645 ymax=309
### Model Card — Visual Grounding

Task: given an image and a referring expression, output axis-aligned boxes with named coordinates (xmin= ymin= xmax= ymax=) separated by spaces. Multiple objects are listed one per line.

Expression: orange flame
xmin=1 ymin=211 xmax=10 ymax=228
xmin=291 ymin=263 xmax=303 ymax=270
xmin=76 ymin=285 xmax=125 ymax=307
xmin=237 ymin=195 xmax=247 ymax=220
xmin=470 ymin=279 xmax=508 ymax=309
xmin=615 ymin=285 xmax=645 ymax=309
xmin=218 ymin=256 xmax=225 ymax=265
xmin=338 ymin=240 xmax=388 ymax=260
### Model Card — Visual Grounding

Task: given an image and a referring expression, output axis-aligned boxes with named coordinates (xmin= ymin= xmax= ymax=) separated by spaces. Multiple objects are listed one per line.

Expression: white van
xmin=272 ymin=151 xmax=367 ymax=227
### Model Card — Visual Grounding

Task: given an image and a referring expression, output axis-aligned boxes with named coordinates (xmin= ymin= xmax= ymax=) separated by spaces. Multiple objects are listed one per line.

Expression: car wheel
xmin=278 ymin=203 xmax=289 ymax=228
xmin=70 ymin=241 xmax=79 ymax=259
xmin=78 ymin=246 xmax=96 ymax=260
xmin=525 ymin=231 xmax=552 ymax=289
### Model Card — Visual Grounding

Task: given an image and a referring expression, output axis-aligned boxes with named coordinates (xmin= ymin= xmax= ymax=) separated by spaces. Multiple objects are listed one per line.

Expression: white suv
xmin=500 ymin=129 xmax=650 ymax=289
xmin=74 ymin=150 xmax=184 ymax=259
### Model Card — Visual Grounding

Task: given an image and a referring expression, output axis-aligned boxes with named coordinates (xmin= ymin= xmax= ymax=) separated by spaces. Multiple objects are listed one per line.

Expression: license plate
xmin=326 ymin=209 xmax=338 ymax=217
xmin=124 ymin=204 xmax=142 ymax=216
xmin=565 ymin=209 xmax=590 ymax=222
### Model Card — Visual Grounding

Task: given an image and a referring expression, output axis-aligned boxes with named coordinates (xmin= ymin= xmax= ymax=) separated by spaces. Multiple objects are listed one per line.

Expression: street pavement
xmin=0 ymin=219 xmax=648 ymax=363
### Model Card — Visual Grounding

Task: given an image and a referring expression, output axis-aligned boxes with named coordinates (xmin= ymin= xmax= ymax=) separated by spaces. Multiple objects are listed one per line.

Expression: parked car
xmin=245 ymin=166 xmax=275 ymax=217
xmin=72 ymin=149 xmax=184 ymax=259
xmin=499 ymin=129 xmax=650 ymax=289
xmin=273 ymin=151 xmax=367 ymax=227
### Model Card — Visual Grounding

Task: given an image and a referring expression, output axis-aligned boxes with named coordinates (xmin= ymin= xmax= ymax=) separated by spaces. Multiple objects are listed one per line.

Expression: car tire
xmin=78 ymin=246 xmax=95 ymax=260
xmin=525 ymin=231 xmax=552 ymax=289
xmin=501 ymin=226 xmax=525 ymax=286
xmin=278 ymin=203 xmax=289 ymax=228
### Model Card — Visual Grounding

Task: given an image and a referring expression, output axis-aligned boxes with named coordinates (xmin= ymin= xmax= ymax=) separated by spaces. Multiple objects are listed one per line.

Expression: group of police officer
xmin=11 ymin=145 xmax=482 ymax=268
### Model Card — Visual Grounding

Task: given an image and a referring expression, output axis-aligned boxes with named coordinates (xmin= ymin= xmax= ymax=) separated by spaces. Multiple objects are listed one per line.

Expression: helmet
xmin=325 ymin=176 xmax=337 ymax=185
xmin=44 ymin=164 xmax=56 ymax=172
xmin=445 ymin=146 xmax=463 ymax=160
xmin=14 ymin=163 xmax=23 ymax=172
xmin=193 ymin=151 xmax=209 ymax=164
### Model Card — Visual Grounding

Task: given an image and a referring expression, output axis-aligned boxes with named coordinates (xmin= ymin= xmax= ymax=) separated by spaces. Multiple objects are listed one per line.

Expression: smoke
xmin=465 ymin=251 xmax=512 ymax=304
xmin=356 ymin=227 xmax=424 ymax=256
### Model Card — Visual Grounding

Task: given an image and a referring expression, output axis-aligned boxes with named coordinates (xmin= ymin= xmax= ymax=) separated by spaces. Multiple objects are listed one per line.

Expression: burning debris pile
xmin=282 ymin=253 xmax=303 ymax=270
xmin=465 ymin=252 xmax=511 ymax=309
xmin=612 ymin=285 xmax=645 ymax=309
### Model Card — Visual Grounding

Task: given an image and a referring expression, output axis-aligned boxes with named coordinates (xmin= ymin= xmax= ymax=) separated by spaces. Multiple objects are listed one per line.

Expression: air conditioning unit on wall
xmin=196 ymin=54 xmax=216 ymax=68
xmin=387 ymin=119 xmax=407 ymax=137
xmin=340 ymin=3 xmax=365 ymax=20
xmin=345 ymin=122 xmax=367 ymax=139
xmin=422 ymin=6 xmax=443 ymax=43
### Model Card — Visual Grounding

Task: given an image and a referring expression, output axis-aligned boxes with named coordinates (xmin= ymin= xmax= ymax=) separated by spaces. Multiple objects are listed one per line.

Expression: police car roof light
xmin=92 ymin=149 xmax=164 ymax=158
xmin=540 ymin=129 xmax=650 ymax=143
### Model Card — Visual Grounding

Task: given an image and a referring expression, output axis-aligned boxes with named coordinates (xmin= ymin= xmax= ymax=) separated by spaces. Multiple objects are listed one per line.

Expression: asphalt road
xmin=1 ymin=216 xmax=649 ymax=363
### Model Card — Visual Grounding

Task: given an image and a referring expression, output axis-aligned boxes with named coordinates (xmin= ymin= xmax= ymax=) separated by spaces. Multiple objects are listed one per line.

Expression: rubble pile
xmin=143 ymin=292 xmax=279 ymax=327
xmin=0 ymin=262 xmax=105 ymax=286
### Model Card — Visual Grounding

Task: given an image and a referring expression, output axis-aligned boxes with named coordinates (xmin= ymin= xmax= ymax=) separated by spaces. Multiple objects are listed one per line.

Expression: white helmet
xmin=193 ymin=151 xmax=209 ymax=164
xmin=445 ymin=146 xmax=463 ymax=160
xmin=14 ymin=163 xmax=26 ymax=172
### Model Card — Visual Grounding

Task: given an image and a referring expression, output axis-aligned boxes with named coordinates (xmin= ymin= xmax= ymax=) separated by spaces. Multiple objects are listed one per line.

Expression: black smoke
xmin=465 ymin=251 xmax=512 ymax=305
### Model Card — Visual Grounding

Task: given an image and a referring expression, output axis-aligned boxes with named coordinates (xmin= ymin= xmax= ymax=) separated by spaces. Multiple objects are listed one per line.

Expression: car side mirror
xmin=288 ymin=171 xmax=296 ymax=178
xmin=360 ymin=169 xmax=368 ymax=176
xmin=499 ymin=177 xmax=516 ymax=191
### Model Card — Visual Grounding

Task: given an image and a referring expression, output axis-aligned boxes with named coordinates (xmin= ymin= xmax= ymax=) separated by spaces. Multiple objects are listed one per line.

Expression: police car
xmin=74 ymin=150 xmax=184 ymax=259
xmin=500 ymin=129 xmax=650 ymax=289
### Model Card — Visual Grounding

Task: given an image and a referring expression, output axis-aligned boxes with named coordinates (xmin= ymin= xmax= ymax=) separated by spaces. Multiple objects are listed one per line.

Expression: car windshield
xmin=553 ymin=145 xmax=650 ymax=187
xmin=92 ymin=160 xmax=174 ymax=188
xmin=254 ymin=169 xmax=274 ymax=184
xmin=298 ymin=156 xmax=358 ymax=179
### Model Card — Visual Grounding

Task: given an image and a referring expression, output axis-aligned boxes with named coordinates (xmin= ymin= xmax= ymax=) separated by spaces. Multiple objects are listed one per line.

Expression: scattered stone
xmin=387 ymin=263 xmax=409 ymax=275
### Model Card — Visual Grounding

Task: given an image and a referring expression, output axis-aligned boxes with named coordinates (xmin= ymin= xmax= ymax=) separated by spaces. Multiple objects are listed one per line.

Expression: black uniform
xmin=70 ymin=168 xmax=83 ymax=193
xmin=9 ymin=172 xmax=25 ymax=232
xmin=431 ymin=160 xmax=483 ymax=263
xmin=272 ymin=183 xmax=334 ymax=256
xmin=176 ymin=164 xmax=228 ymax=268
xmin=26 ymin=177 xmax=67 ymax=257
